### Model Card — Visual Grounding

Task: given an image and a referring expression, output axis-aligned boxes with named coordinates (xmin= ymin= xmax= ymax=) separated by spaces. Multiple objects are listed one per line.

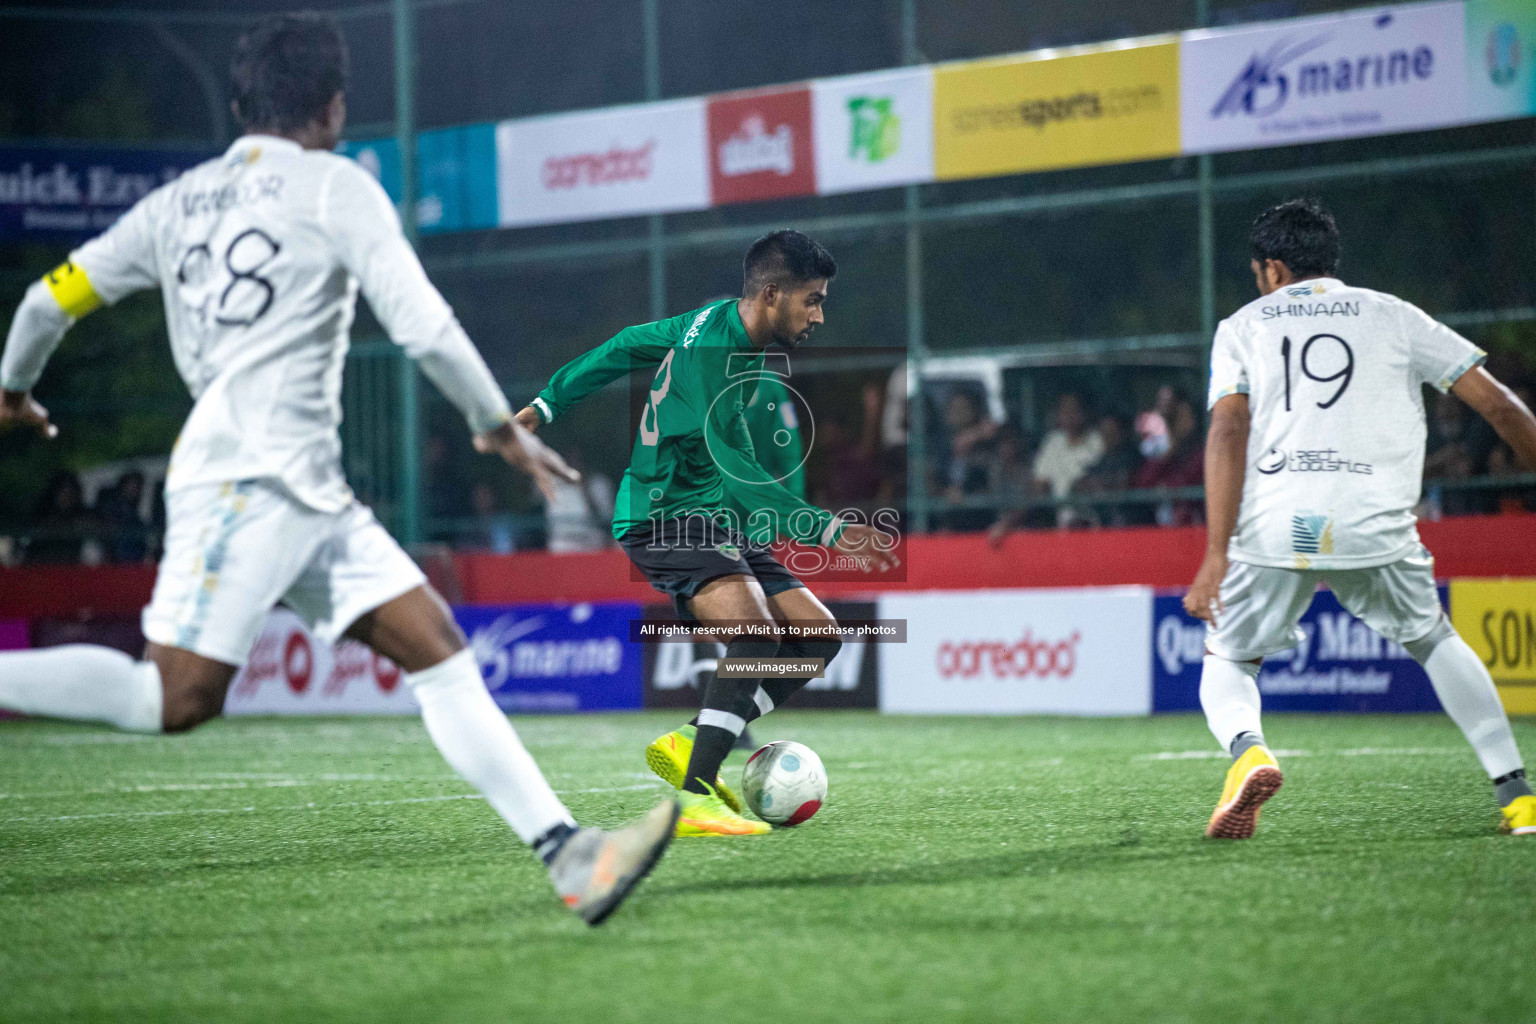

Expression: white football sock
xmin=0 ymin=645 xmax=163 ymax=733
xmin=408 ymin=649 xmax=574 ymax=844
xmin=1200 ymin=654 xmax=1263 ymax=754
xmin=1418 ymin=635 xmax=1524 ymax=780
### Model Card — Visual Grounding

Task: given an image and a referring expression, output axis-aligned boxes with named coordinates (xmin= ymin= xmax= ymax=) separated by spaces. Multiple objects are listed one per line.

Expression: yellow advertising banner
xmin=933 ymin=39 xmax=1180 ymax=180
xmin=1450 ymin=579 xmax=1536 ymax=715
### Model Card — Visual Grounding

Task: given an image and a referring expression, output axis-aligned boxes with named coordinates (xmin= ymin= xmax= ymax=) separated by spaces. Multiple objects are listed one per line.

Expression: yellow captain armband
xmin=43 ymin=260 xmax=103 ymax=319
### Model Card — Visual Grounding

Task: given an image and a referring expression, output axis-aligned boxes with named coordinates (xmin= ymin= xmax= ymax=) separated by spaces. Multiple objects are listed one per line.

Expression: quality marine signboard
xmin=933 ymin=38 xmax=1180 ymax=180
xmin=1450 ymin=579 xmax=1536 ymax=715
xmin=1180 ymin=2 xmax=1468 ymax=153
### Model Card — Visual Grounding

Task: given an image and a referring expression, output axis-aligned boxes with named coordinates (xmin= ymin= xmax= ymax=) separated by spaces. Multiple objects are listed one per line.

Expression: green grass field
xmin=2 ymin=711 xmax=1533 ymax=1023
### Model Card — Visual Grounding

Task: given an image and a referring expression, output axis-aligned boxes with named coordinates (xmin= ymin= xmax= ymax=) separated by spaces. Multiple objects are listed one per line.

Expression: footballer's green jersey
xmin=531 ymin=300 xmax=842 ymax=547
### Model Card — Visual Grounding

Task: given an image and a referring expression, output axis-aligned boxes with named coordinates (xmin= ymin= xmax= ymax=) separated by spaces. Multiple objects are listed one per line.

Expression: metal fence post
xmin=902 ymin=0 xmax=931 ymax=534
xmin=393 ymin=0 xmax=421 ymax=545
xmin=643 ymin=0 xmax=667 ymax=322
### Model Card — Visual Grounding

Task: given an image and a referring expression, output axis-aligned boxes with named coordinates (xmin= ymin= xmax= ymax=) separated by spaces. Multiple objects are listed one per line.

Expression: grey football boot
xmin=548 ymin=799 xmax=680 ymax=926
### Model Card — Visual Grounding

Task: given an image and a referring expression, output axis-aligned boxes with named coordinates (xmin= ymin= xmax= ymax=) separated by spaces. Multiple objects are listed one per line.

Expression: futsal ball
xmin=742 ymin=741 xmax=827 ymax=827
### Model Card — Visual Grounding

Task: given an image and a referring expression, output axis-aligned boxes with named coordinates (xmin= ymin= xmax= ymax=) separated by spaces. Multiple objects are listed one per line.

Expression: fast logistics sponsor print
xmin=1151 ymin=588 xmax=1444 ymax=713
xmin=459 ymin=602 xmax=643 ymax=712
xmin=879 ymin=588 xmax=1153 ymax=715
xmin=1180 ymin=2 xmax=1469 ymax=153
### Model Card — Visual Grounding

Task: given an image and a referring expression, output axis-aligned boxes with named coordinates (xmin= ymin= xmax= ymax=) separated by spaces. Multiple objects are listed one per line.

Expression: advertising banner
xmin=933 ymin=39 xmax=1180 ymax=180
xmin=0 ymin=619 xmax=27 ymax=651
xmin=224 ymin=608 xmax=413 ymax=715
xmin=1180 ymin=2 xmax=1468 ymax=153
xmin=641 ymin=601 xmax=880 ymax=710
xmin=1464 ymin=0 xmax=1536 ymax=122
xmin=1152 ymin=588 xmax=1445 ymax=713
xmin=343 ymin=124 xmax=498 ymax=234
xmin=879 ymin=587 xmax=1153 ymax=715
xmin=0 ymin=146 xmax=208 ymax=242
xmin=812 ymin=67 xmax=934 ymax=195
xmin=1449 ymin=579 xmax=1536 ymax=715
xmin=460 ymin=601 xmax=643 ymax=712
xmin=496 ymin=99 xmax=709 ymax=228
xmin=708 ymin=86 xmax=817 ymax=205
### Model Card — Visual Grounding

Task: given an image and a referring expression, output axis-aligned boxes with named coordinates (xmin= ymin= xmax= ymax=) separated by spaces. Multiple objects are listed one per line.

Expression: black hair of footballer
xmin=1249 ymin=198 xmax=1341 ymax=278
xmin=743 ymin=230 xmax=837 ymax=296
xmin=231 ymin=13 xmax=350 ymax=133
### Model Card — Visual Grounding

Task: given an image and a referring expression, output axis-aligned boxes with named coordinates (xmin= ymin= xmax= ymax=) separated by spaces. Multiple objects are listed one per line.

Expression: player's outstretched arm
xmin=1452 ymin=366 xmax=1536 ymax=471
xmin=1185 ymin=394 xmax=1249 ymax=622
xmin=0 ymin=281 xmax=72 ymax=439
xmin=522 ymin=318 xmax=682 ymax=430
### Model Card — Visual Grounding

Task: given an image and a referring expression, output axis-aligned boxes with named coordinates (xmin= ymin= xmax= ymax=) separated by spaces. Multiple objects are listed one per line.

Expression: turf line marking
xmin=1138 ymin=747 xmax=1461 ymax=761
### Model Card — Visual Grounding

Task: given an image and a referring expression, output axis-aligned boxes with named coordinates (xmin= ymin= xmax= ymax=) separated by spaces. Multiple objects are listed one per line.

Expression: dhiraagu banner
xmin=1465 ymin=0 xmax=1536 ymax=121
xmin=1450 ymin=579 xmax=1536 ymax=715
xmin=933 ymin=37 xmax=1180 ymax=180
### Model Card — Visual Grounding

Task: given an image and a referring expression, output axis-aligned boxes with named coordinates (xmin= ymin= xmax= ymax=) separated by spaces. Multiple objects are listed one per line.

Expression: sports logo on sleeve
xmin=42 ymin=260 xmax=102 ymax=318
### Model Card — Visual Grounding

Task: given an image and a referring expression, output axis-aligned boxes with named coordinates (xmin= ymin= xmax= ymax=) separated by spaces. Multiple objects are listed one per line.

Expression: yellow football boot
xmin=1206 ymin=744 xmax=1283 ymax=839
xmin=1500 ymin=794 xmax=1536 ymax=836
xmin=675 ymin=786 xmax=770 ymax=837
xmin=645 ymin=724 xmax=744 ymax=814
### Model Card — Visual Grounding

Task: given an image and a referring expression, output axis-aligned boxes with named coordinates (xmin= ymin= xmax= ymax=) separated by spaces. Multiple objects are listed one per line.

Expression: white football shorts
xmin=142 ymin=480 xmax=426 ymax=665
xmin=1205 ymin=547 xmax=1444 ymax=663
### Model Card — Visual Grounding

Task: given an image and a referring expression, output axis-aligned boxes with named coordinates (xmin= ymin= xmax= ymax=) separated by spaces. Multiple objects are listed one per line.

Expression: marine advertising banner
xmin=1464 ymin=0 xmax=1536 ymax=122
xmin=1180 ymin=2 xmax=1469 ymax=153
xmin=459 ymin=602 xmax=644 ymax=713
xmin=812 ymin=66 xmax=935 ymax=195
xmin=707 ymin=86 xmax=817 ymax=204
xmin=496 ymin=99 xmax=710 ymax=228
xmin=1151 ymin=588 xmax=1445 ymax=713
xmin=879 ymin=588 xmax=1154 ymax=715
xmin=1449 ymin=579 xmax=1536 ymax=715
xmin=933 ymin=39 xmax=1180 ymax=180
xmin=0 ymin=146 xmax=208 ymax=242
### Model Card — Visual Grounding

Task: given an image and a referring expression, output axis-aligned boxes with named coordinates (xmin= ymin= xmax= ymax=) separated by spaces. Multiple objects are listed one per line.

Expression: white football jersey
xmin=1208 ymin=277 xmax=1485 ymax=571
xmin=14 ymin=135 xmax=508 ymax=513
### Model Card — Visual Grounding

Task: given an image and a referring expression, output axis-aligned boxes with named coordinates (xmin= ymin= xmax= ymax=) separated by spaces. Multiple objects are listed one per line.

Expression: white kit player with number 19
xmin=1185 ymin=199 xmax=1536 ymax=840
xmin=0 ymin=13 xmax=675 ymax=924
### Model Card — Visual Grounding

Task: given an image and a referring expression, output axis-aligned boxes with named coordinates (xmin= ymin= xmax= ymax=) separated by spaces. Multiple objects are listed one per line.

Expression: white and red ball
xmin=742 ymin=741 xmax=827 ymax=827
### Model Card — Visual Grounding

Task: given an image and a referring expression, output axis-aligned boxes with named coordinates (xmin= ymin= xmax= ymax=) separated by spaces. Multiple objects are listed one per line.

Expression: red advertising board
xmin=707 ymin=86 xmax=816 ymax=204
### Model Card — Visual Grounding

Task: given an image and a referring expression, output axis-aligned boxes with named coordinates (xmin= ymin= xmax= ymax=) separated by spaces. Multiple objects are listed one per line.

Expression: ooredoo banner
xmin=708 ymin=86 xmax=817 ymax=205
xmin=495 ymin=99 xmax=709 ymax=228
xmin=812 ymin=67 xmax=934 ymax=195
xmin=933 ymin=39 xmax=1180 ymax=180
xmin=1180 ymin=2 xmax=1468 ymax=153
xmin=879 ymin=587 xmax=1153 ymax=715
xmin=224 ymin=607 xmax=412 ymax=715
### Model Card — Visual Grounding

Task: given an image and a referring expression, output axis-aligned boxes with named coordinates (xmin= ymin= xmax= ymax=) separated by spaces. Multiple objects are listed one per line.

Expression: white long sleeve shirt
xmin=1 ymin=134 xmax=510 ymax=513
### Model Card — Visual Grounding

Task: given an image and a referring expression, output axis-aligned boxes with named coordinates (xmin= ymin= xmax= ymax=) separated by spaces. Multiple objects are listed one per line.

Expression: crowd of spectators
xmin=12 ymin=469 xmax=159 ymax=566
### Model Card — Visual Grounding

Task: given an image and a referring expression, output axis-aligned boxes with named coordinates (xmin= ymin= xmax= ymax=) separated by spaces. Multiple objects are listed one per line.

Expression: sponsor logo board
xmin=1465 ymin=0 xmax=1536 ymax=120
xmin=225 ymin=607 xmax=412 ymax=715
xmin=707 ymin=86 xmax=817 ymax=204
xmin=879 ymin=588 xmax=1153 ymax=715
xmin=641 ymin=601 xmax=879 ymax=709
xmin=0 ymin=146 xmax=208 ymax=241
xmin=934 ymin=40 xmax=1180 ymax=180
xmin=812 ymin=66 xmax=934 ymax=194
xmin=342 ymin=125 xmax=498 ymax=234
xmin=1180 ymin=2 xmax=1468 ymax=153
xmin=1152 ymin=588 xmax=1444 ymax=713
xmin=495 ymin=99 xmax=709 ymax=228
xmin=460 ymin=602 xmax=643 ymax=712
xmin=1450 ymin=579 xmax=1536 ymax=714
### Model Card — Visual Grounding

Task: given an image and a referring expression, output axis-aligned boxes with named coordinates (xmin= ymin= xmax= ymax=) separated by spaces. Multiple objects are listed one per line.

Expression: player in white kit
xmin=1185 ymin=199 xmax=1536 ymax=839
xmin=0 ymin=13 xmax=676 ymax=923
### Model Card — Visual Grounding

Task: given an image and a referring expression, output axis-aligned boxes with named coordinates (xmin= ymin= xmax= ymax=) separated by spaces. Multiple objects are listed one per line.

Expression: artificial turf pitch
xmin=2 ymin=711 xmax=1532 ymax=1023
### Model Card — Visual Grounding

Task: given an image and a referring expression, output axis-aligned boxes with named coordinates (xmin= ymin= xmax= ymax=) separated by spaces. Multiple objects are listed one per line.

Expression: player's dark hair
xmin=231 ymin=13 xmax=349 ymax=133
xmin=1249 ymin=198 xmax=1341 ymax=278
xmin=743 ymin=230 xmax=837 ymax=295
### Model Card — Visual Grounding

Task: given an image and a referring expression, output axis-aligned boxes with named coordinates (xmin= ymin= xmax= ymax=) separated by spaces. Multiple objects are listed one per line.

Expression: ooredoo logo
xmin=708 ymin=87 xmax=815 ymax=204
xmin=937 ymin=629 xmax=1082 ymax=680
xmin=542 ymin=141 xmax=655 ymax=191
xmin=283 ymin=631 xmax=313 ymax=694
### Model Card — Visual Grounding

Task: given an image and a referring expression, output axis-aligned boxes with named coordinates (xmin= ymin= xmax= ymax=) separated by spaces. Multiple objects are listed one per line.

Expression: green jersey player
xmin=519 ymin=230 xmax=896 ymax=837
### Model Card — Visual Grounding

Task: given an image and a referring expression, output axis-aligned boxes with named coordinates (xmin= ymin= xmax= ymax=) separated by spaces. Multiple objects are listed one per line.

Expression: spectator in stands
xmin=25 ymin=470 xmax=100 ymax=565
xmin=1133 ymin=394 xmax=1204 ymax=526
xmin=1424 ymin=391 xmax=1493 ymax=515
xmin=95 ymin=470 xmax=150 ymax=564
xmin=1031 ymin=391 xmax=1103 ymax=528
xmin=815 ymin=383 xmax=886 ymax=509
xmin=545 ymin=448 xmax=615 ymax=553
xmin=469 ymin=481 xmax=516 ymax=554
xmin=933 ymin=389 xmax=999 ymax=532
xmin=1074 ymin=411 xmax=1142 ymax=527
